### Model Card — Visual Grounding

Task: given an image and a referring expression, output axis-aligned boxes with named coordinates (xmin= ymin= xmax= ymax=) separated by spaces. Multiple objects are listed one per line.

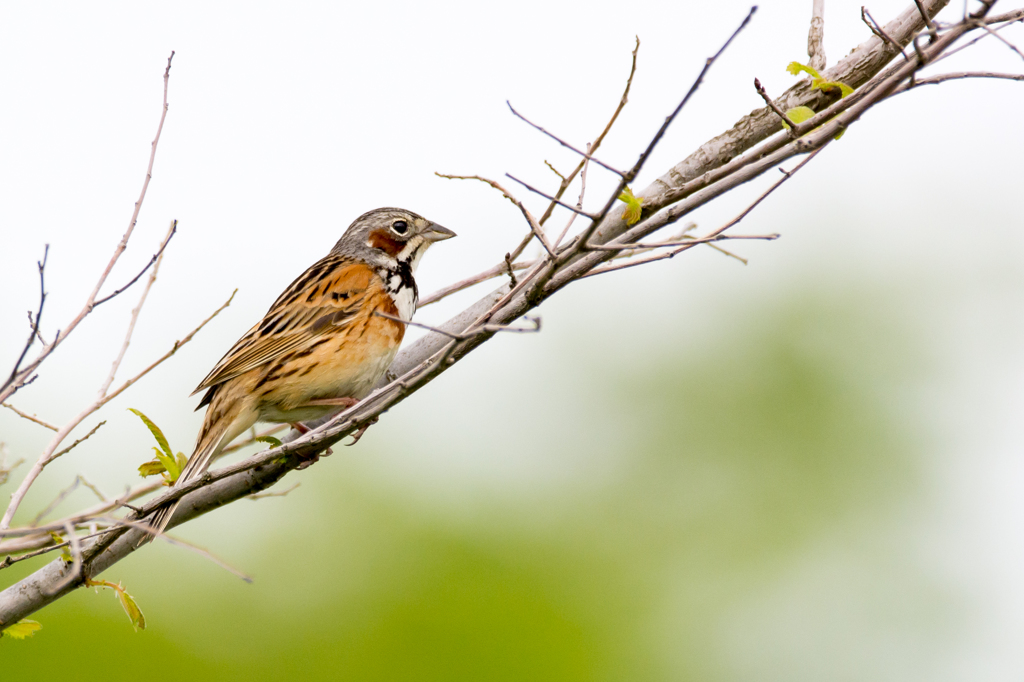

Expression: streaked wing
xmin=192 ymin=255 xmax=375 ymax=394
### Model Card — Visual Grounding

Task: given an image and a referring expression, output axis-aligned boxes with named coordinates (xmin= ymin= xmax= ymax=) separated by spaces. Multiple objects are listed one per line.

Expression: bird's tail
xmin=140 ymin=404 xmax=242 ymax=545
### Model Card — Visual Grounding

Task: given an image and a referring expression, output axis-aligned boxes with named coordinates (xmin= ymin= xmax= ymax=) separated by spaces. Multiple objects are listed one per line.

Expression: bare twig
xmin=419 ymin=260 xmax=533 ymax=308
xmin=506 ymin=102 xmax=626 ymax=177
xmin=220 ymin=424 xmax=290 ymax=456
xmin=929 ymin=8 xmax=1024 ymax=65
xmin=536 ymin=36 xmax=639 ymax=228
xmin=863 ymin=7 xmax=910 ymax=60
xmin=98 ymin=516 xmax=253 ymax=583
xmin=583 ymin=148 xmax=822 ymax=279
xmin=98 ymin=221 xmax=175 ymax=397
xmin=374 ymin=312 xmax=541 ymax=340
xmin=45 ymin=522 xmax=83 ymax=595
xmin=504 ymin=253 xmax=518 ymax=288
xmin=554 ymin=145 xmax=591 ymax=247
xmin=973 ymin=20 xmax=1024 ymax=63
xmin=0 ymin=52 xmax=176 ymax=406
xmin=47 ymin=422 xmax=106 ymax=465
xmin=248 ymin=483 xmax=300 ymax=500
xmin=808 ymin=0 xmax=827 ymax=71
xmin=543 ymin=160 xmax=566 ymax=182
xmin=892 ymin=70 xmax=1024 ymax=92
xmin=2 ymin=246 xmax=48 ymax=397
xmin=434 ymin=174 xmax=555 ymax=257
xmin=0 ymin=290 xmax=234 ymax=530
xmin=753 ymin=78 xmax=799 ymax=135
xmin=30 ymin=475 xmax=108 ymax=527
xmin=505 ymin=173 xmax=598 ymax=220
xmin=93 ymin=220 xmax=178 ymax=308
xmin=2 ymin=403 xmax=58 ymax=431
xmin=913 ymin=0 xmax=937 ymax=35
xmin=584 ymin=233 xmax=779 ymax=251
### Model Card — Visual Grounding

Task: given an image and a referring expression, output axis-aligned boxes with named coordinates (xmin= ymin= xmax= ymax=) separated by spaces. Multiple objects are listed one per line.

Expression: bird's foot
xmin=346 ymin=416 xmax=379 ymax=446
xmin=289 ymin=421 xmax=334 ymax=469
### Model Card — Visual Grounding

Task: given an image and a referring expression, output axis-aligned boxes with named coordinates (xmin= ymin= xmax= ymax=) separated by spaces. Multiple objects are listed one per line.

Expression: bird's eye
xmin=391 ymin=220 xmax=409 ymax=235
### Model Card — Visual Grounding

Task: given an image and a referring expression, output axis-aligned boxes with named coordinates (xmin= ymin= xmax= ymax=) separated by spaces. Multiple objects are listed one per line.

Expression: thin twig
xmin=47 ymin=422 xmax=106 ymax=466
xmin=579 ymin=6 xmax=757 ymax=249
xmin=929 ymin=9 xmax=1024 ymax=66
xmin=97 ymin=516 xmax=253 ymax=582
xmin=583 ymin=148 xmax=822 ymax=279
xmin=2 ymin=246 xmax=48 ymax=397
xmin=0 ymin=290 xmax=234 ymax=530
xmin=506 ymin=102 xmax=626 ymax=177
xmin=584 ymin=233 xmax=779 ymax=251
xmin=435 ymin=174 xmax=555 ymax=257
xmin=753 ymin=78 xmax=799 ymax=135
xmin=374 ymin=312 xmax=541 ymax=340
xmin=45 ymin=522 xmax=83 ymax=595
xmin=891 ymin=70 xmax=1024 ymax=93
xmin=0 ymin=52 xmax=176 ymax=408
xmin=418 ymin=260 xmax=533 ymax=308
xmin=220 ymin=424 xmax=290 ymax=456
xmin=863 ymin=7 xmax=910 ymax=60
xmin=248 ymin=483 xmax=300 ymax=500
xmin=913 ymin=0 xmax=938 ymax=35
xmin=98 ymin=220 xmax=175 ymax=398
xmin=94 ymin=220 xmax=178 ymax=308
xmin=554 ymin=144 xmax=591 ymax=248
xmin=973 ymin=20 xmax=1024 ymax=62
xmin=2 ymin=403 xmax=58 ymax=431
xmin=543 ymin=160 xmax=566 ymax=182
xmin=505 ymin=173 xmax=598 ymax=220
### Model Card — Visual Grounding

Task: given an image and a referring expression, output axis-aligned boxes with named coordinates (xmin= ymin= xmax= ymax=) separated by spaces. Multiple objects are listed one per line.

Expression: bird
xmin=143 ymin=207 xmax=455 ymax=540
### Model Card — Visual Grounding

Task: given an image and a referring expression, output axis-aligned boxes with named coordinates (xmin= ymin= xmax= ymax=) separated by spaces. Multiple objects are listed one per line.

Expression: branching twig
xmin=2 ymin=403 xmax=58 ymax=432
xmin=2 ymin=246 xmax=48 ymax=398
xmin=434 ymin=174 xmax=555 ymax=257
xmin=753 ymin=78 xmax=799 ymax=135
xmin=93 ymin=220 xmax=178 ymax=308
xmin=0 ymin=52 xmax=176 ymax=406
xmin=1 ymin=289 xmax=234 ymax=530
xmin=863 ymin=6 xmax=910 ymax=60
xmin=506 ymin=102 xmax=626 ymax=177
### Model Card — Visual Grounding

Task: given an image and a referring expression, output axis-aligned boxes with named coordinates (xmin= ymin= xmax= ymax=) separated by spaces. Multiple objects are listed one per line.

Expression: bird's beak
xmin=422 ymin=223 xmax=457 ymax=242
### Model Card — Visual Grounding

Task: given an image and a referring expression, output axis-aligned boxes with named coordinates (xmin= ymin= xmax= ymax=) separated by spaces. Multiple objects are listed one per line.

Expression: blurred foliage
xmin=1 ymin=292 xmax=919 ymax=680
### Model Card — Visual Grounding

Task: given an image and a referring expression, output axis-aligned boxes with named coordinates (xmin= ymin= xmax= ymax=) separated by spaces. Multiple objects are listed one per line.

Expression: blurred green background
xmin=2 ymin=0 xmax=1023 ymax=679
xmin=3 ymin=291 xmax=916 ymax=679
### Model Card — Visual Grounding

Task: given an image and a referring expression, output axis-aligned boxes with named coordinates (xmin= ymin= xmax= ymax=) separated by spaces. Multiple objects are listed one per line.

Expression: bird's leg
xmin=289 ymin=397 xmax=362 ymax=468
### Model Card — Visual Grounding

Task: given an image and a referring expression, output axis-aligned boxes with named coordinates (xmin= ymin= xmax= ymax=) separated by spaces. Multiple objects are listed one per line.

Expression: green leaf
xmin=117 ymin=589 xmax=146 ymax=631
xmin=254 ymin=436 xmax=283 ymax=448
xmin=783 ymin=106 xmax=816 ymax=128
xmin=152 ymin=449 xmax=180 ymax=483
xmin=128 ymin=408 xmax=173 ymax=459
xmin=618 ymin=187 xmax=644 ymax=225
xmin=2 ymin=619 xmax=42 ymax=639
xmin=787 ymin=61 xmax=854 ymax=101
xmin=786 ymin=61 xmax=821 ymax=80
xmin=814 ymin=80 xmax=854 ymax=98
xmin=138 ymin=460 xmax=166 ymax=477
xmin=48 ymin=531 xmax=73 ymax=563
xmin=175 ymin=452 xmax=188 ymax=472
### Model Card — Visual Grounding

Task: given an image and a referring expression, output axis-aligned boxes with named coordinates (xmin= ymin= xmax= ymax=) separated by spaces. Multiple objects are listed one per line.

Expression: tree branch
xmin=3 ymin=0 xmax=1016 ymax=631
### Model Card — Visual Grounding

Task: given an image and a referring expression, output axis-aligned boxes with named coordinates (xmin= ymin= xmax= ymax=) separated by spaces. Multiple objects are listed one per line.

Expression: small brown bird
xmin=146 ymin=208 xmax=455 ymax=538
